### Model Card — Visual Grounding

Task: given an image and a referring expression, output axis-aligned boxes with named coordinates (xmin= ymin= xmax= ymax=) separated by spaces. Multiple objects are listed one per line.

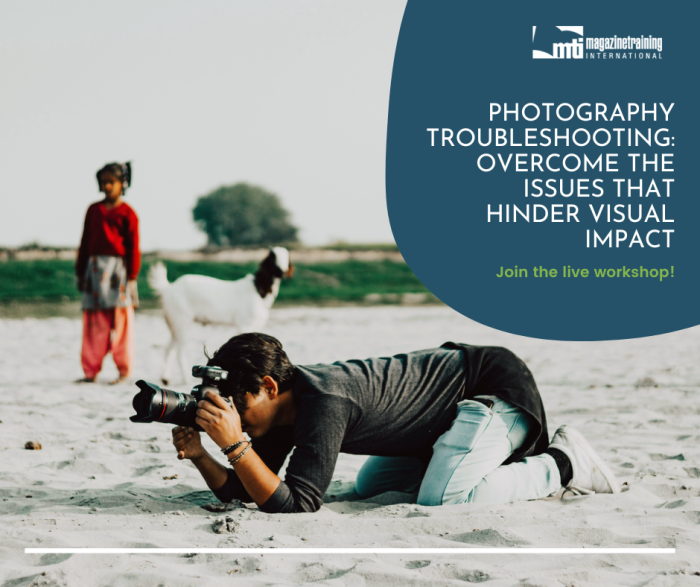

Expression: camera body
xmin=130 ymin=365 xmax=233 ymax=430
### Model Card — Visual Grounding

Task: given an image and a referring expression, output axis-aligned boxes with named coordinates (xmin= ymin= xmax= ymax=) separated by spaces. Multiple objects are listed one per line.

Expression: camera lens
xmin=130 ymin=380 xmax=198 ymax=427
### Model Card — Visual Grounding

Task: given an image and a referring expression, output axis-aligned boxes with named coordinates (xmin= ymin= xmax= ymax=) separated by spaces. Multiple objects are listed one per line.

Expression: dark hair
xmin=206 ymin=333 xmax=296 ymax=412
xmin=96 ymin=161 xmax=132 ymax=194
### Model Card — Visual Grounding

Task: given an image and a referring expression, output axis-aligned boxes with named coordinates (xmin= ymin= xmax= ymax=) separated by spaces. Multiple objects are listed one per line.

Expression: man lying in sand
xmin=172 ymin=333 xmax=620 ymax=513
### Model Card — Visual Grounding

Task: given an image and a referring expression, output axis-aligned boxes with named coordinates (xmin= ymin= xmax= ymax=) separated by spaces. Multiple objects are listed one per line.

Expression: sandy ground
xmin=1 ymin=306 xmax=699 ymax=586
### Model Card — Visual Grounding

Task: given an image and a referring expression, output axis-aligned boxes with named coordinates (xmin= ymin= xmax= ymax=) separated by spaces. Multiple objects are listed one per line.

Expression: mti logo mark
xmin=533 ymin=26 xmax=584 ymax=59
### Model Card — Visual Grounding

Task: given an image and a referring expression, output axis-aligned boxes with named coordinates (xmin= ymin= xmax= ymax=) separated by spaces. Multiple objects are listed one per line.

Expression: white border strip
xmin=25 ymin=548 xmax=676 ymax=555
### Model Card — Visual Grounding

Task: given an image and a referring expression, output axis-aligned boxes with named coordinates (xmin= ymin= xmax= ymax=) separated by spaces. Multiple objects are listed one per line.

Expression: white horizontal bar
xmin=25 ymin=548 xmax=676 ymax=555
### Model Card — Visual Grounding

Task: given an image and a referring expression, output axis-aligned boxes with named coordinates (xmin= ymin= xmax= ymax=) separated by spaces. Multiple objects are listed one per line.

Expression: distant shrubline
xmin=193 ymin=183 xmax=299 ymax=247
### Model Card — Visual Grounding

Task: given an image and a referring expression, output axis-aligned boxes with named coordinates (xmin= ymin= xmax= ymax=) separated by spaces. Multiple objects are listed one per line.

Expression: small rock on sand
xmin=212 ymin=515 xmax=240 ymax=534
xmin=24 ymin=441 xmax=42 ymax=450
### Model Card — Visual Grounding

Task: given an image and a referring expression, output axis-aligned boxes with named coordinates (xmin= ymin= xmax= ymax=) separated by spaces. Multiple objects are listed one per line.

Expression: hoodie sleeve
xmin=123 ymin=205 xmax=141 ymax=280
xmin=258 ymin=395 xmax=355 ymax=514
xmin=211 ymin=425 xmax=295 ymax=503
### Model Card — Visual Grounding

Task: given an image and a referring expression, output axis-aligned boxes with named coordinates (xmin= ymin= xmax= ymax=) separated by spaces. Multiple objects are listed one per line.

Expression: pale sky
xmin=0 ymin=1 xmax=406 ymax=250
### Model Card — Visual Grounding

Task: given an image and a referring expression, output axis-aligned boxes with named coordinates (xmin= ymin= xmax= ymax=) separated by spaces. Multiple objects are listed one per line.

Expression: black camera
xmin=130 ymin=365 xmax=232 ymax=430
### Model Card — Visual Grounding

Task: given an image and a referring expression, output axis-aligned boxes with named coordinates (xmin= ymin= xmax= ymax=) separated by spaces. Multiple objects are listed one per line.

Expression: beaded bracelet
xmin=228 ymin=441 xmax=252 ymax=465
xmin=221 ymin=440 xmax=246 ymax=456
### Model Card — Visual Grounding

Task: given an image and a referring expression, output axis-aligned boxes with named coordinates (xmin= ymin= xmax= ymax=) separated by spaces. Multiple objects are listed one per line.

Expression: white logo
xmin=533 ymin=26 xmax=663 ymax=61
xmin=533 ymin=26 xmax=584 ymax=59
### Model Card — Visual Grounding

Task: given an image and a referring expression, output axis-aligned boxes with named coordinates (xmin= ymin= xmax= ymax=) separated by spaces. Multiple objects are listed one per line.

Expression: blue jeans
xmin=355 ymin=398 xmax=561 ymax=505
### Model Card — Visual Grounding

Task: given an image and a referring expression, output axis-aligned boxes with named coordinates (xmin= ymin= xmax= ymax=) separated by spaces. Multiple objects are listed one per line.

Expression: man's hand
xmin=77 ymin=278 xmax=86 ymax=293
xmin=172 ymin=426 xmax=206 ymax=460
xmin=195 ymin=391 xmax=245 ymax=449
xmin=195 ymin=391 xmax=282 ymax=508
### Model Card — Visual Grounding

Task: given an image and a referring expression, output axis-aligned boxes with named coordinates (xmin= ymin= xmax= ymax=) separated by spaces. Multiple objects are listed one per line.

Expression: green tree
xmin=193 ymin=183 xmax=299 ymax=246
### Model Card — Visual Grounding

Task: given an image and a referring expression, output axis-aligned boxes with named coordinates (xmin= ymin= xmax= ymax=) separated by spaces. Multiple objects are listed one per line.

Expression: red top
xmin=76 ymin=201 xmax=141 ymax=280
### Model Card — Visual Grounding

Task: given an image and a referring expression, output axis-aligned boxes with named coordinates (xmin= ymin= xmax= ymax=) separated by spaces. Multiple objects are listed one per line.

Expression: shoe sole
xmin=552 ymin=426 xmax=621 ymax=494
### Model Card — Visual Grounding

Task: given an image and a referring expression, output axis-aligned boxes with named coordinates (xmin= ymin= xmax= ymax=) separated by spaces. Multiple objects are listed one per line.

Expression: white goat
xmin=148 ymin=247 xmax=294 ymax=384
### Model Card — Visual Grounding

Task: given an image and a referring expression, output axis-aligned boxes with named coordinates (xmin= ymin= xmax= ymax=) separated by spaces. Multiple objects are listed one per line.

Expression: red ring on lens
xmin=158 ymin=393 xmax=167 ymax=421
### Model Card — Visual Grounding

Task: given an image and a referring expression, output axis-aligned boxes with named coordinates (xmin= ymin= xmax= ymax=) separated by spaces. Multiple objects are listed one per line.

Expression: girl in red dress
xmin=76 ymin=162 xmax=140 ymax=384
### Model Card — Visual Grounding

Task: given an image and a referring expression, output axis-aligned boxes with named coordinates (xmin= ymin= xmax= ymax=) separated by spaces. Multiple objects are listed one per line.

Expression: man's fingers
xmin=174 ymin=434 xmax=190 ymax=446
xmin=172 ymin=430 xmax=188 ymax=443
xmin=203 ymin=390 xmax=232 ymax=411
xmin=173 ymin=427 xmax=198 ymax=447
xmin=196 ymin=407 xmax=217 ymax=424
xmin=172 ymin=426 xmax=196 ymax=438
xmin=195 ymin=416 xmax=210 ymax=431
xmin=197 ymin=399 xmax=220 ymax=415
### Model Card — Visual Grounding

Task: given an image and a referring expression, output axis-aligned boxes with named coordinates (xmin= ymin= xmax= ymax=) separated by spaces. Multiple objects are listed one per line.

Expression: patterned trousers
xmin=81 ymin=307 xmax=134 ymax=379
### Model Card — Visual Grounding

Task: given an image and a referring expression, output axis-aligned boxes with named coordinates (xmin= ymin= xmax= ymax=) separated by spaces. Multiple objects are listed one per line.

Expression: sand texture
xmin=1 ymin=306 xmax=699 ymax=585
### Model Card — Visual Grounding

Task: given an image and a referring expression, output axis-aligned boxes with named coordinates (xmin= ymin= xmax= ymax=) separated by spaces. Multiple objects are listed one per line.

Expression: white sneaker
xmin=549 ymin=425 xmax=620 ymax=494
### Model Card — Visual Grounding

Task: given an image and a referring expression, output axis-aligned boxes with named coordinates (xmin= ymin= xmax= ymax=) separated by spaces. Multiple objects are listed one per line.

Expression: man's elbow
xmin=260 ymin=494 xmax=322 ymax=514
